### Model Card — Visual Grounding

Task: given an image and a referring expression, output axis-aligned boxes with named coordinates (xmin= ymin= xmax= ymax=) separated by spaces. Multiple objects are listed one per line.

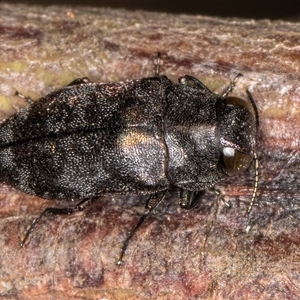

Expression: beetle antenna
xmin=247 ymin=151 xmax=259 ymax=214
xmin=245 ymin=89 xmax=259 ymax=214
xmin=246 ymin=89 xmax=260 ymax=130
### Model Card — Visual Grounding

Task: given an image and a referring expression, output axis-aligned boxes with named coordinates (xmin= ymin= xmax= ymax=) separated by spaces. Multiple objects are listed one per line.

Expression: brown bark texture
xmin=0 ymin=3 xmax=299 ymax=300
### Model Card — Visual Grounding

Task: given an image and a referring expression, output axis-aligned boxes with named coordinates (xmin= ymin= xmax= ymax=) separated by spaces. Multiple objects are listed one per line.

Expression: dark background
xmin=7 ymin=0 xmax=300 ymax=20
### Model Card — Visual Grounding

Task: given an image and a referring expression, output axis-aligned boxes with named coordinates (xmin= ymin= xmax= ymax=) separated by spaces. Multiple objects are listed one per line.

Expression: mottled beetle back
xmin=0 ymin=55 xmax=259 ymax=264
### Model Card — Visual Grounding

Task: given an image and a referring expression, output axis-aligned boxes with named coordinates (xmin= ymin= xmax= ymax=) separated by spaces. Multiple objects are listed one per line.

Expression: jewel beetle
xmin=1 ymin=54 xmax=259 ymax=265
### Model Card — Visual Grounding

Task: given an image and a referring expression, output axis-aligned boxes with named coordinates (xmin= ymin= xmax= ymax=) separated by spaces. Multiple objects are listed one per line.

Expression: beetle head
xmin=217 ymin=96 xmax=258 ymax=176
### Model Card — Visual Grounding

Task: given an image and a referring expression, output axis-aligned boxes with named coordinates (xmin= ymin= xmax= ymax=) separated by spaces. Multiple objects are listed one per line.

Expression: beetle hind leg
xmin=15 ymin=77 xmax=92 ymax=105
xmin=20 ymin=198 xmax=93 ymax=247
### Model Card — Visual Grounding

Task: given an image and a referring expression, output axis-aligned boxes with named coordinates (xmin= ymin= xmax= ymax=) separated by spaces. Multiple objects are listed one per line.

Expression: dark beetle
xmin=1 ymin=55 xmax=259 ymax=264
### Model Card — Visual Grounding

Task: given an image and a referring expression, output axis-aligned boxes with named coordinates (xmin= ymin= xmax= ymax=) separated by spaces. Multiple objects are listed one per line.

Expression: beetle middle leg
xmin=154 ymin=52 xmax=163 ymax=77
xmin=178 ymin=75 xmax=212 ymax=92
xmin=20 ymin=198 xmax=93 ymax=247
xmin=15 ymin=91 xmax=34 ymax=104
xmin=67 ymin=77 xmax=92 ymax=86
xmin=116 ymin=190 xmax=167 ymax=266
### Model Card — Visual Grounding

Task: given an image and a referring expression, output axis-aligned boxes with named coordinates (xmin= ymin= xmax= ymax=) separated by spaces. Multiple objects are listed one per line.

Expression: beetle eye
xmin=225 ymin=97 xmax=246 ymax=105
xmin=224 ymin=96 xmax=254 ymax=115
xmin=221 ymin=147 xmax=252 ymax=175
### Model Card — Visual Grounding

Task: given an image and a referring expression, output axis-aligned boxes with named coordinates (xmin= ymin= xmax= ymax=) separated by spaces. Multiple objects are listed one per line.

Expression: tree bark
xmin=0 ymin=3 xmax=299 ymax=300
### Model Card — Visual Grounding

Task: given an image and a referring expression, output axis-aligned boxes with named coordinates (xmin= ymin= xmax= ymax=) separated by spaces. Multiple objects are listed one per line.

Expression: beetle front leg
xmin=179 ymin=190 xmax=205 ymax=209
xmin=209 ymin=187 xmax=232 ymax=208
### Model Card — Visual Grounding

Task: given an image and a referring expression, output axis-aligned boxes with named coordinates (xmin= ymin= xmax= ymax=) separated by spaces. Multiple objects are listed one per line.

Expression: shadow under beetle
xmin=1 ymin=53 xmax=259 ymax=265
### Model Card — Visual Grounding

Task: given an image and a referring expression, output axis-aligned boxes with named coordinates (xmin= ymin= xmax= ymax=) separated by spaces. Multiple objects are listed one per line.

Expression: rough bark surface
xmin=0 ymin=3 xmax=299 ymax=300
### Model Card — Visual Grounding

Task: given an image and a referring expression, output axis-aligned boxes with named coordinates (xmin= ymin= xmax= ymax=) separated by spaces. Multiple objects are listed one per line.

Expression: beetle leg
xmin=20 ymin=198 xmax=93 ymax=247
xmin=220 ymin=73 xmax=243 ymax=99
xmin=67 ymin=77 xmax=92 ymax=86
xmin=154 ymin=52 xmax=163 ymax=77
xmin=179 ymin=189 xmax=205 ymax=209
xmin=15 ymin=77 xmax=92 ymax=105
xmin=209 ymin=187 xmax=232 ymax=208
xmin=15 ymin=90 xmax=34 ymax=104
xmin=116 ymin=190 xmax=167 ymax=266
xmin=178 ymin=75 xmax=212 ymax=92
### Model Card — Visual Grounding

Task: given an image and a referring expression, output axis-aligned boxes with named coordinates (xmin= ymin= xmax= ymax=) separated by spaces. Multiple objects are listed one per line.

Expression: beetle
xmin=1 ymin=54 xmax=259 ymax=264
